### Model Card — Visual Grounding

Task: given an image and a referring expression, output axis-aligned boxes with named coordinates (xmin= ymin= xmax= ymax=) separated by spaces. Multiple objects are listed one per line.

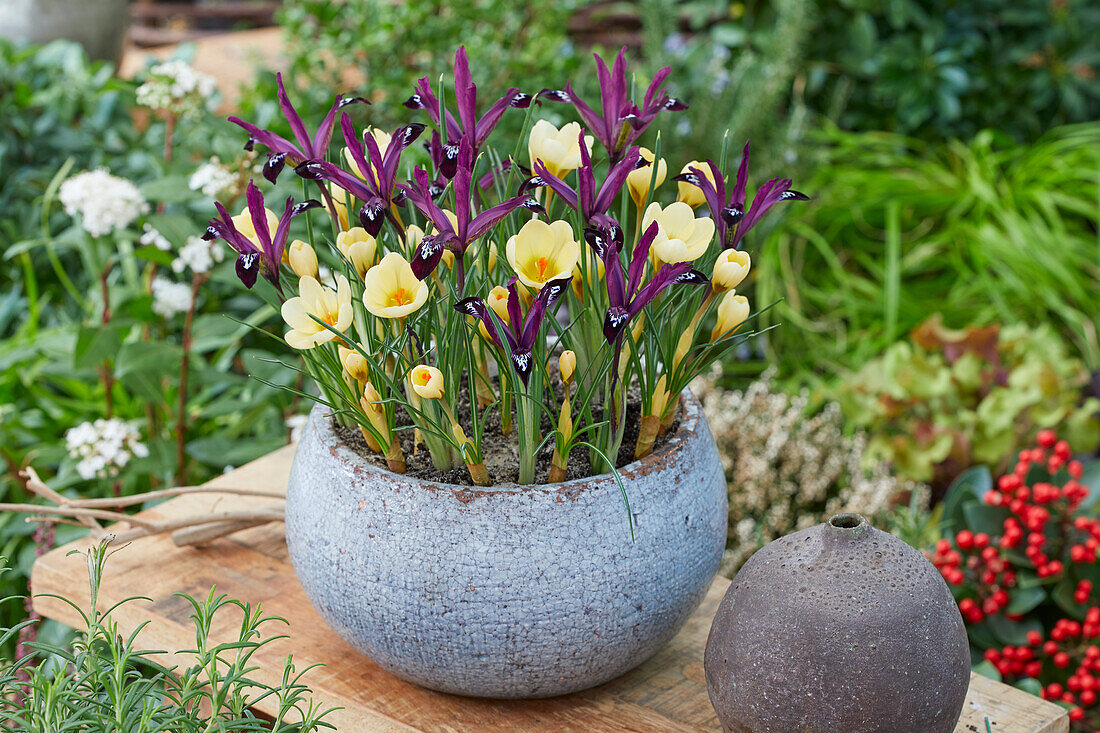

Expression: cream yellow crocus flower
xmin=232 ymin=205 xmax=281 ymax=256
xmin=281 ymin=275 xmax=353 ymax=350
xmin=642 ymin=201 xmax=715 ymax=265
xmin=405 ymin=224 xmax=426 ymax=255
xmin=627 ymin=147 xmax=667 ymax=208
xmin=711 ymin=249 xmax=750 ymax=293
xmin=410 ymin=364 xmax=445 ymax=400
xmin=288 ymin=240 xmax=319 ymax=279
xmin=325 ymin=183 xmax=350 ymax=232
xmin=506 ymin=218 xmax=580 ymax=291
xmin=711 ymin=291 xmax=750 ymax=341
xmin=336 ymin=227 xmax=377 ymax=279
xmin=343 ymin=127 xmax=392 ymax=184
xmin=362 ymin=252 xmax=429 ymax=319
xmin=528 ymin=120 xmax=594 ymax=179
xmin=338 ymin=344 xmax=372 ymax=384
xmin=677 ymin=160 xmax=715 ymax=208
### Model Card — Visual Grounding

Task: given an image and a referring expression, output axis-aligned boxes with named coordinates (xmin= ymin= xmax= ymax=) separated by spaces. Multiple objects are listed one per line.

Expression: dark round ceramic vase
xmin=704 ymin=513 xmax=970 ymax=733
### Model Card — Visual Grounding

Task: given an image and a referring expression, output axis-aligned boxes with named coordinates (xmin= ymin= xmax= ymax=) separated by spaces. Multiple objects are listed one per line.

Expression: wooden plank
xmin=31 ymin=447 xmax=1069 ymax=732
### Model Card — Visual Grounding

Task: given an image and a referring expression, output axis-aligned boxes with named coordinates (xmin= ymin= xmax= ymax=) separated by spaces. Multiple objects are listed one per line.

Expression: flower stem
xmin=175 ymin=274 xmax=204 ymax=485
xmin=99 ymin=264 xmax=114 ymax=418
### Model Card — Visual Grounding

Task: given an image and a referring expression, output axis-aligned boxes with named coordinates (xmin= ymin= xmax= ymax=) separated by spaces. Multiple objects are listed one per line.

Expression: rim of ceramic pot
xmin=306 ymin=387 xmax=705 ymax=494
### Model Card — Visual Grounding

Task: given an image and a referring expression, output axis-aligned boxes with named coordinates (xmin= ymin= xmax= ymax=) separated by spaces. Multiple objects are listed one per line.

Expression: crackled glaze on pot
xmin=285 ymin=390 xmax=727 ymax=698
xmin=704 ymin=513 xmax=970 ymax=732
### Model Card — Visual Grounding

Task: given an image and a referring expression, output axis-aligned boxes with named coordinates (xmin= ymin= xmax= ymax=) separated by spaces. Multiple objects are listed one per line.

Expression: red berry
xmin=1056 ymin=652 xmax=1072 ymax=667
xmin=1070 ymin=706 xmax=1085 ymax=722
xmin=1038 ymin=429 xmax=1057 ymax=448
xmin=1045 ymin=641 xmax=1060 ymax=655
xmin=1082 ymin=689 xmax=1097 ymax=706
xmin=1027 ymin=630 xmax=1043 ymax=646
xmin=955 ymin=530 xmax=975 ymax=550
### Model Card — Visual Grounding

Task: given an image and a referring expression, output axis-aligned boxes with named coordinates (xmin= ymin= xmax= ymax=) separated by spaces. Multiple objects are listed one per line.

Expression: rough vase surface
xmin=285 ymin=390 xmax=727 ymax=698
xmin=0 ymin=0 xmax=130 ymax=63
xmin=704 ymin=513 xmax=970 ymax=732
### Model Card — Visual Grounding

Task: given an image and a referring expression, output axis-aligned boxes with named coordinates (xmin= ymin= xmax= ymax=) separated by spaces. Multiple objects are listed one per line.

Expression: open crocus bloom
xmin=677 ymin=160 xmax=714 ymax=208
xmin=362 ymin=252 xmax=429 ymax=319
xmin=410 ymin=364 xmax=445 ymax=399
xmin=507 ymin=218 xmax=580 ymax=291
xmin=642 ymin=201 xmax=715 ymax=264
xmin=282 ymin=275 xmax=353 ymax=349
xmin=528 ymin=120 xmax=593 ymax=179
xmin=627 ymin=147 xmax=667 ymax=207
xmin=711 ymin=249 xmax=751 ymax=292
xmin=336 ymin=227 xmax=377 ymax=278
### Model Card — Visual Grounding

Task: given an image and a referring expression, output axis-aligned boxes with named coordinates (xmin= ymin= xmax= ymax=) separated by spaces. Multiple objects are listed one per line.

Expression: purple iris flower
xmin=455 ymin=276 xmax=572 ymax=386
xmin=202 ymin=180 xmax=319 ymax=292
xmin=674 ymin=141 xmax=808 ymax=250
xmin=228 ymin=73 xmax=367 ymax=183
xmin=404 ymin=47 xmax=532 ymax=161
xmin=400 ymin=136 xmax=542 ymax=286
xmin=538 ymin=47 xmax=686 ymax=164
xmin=294 ymin=115 xmax=425 ymax=237
xmin=601 ymin=221 xmax=708 ymax=345
xmin=520 ymin=132 xmax=641 ymax=229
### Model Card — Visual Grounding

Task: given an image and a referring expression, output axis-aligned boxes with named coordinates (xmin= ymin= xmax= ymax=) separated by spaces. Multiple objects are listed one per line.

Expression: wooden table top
xmin=32 ymin=446 xmax=1069 ymax=732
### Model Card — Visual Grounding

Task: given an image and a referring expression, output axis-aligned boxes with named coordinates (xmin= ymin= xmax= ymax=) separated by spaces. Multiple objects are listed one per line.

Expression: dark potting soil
xmin=331 ymin=381 xmax=681 ymax=487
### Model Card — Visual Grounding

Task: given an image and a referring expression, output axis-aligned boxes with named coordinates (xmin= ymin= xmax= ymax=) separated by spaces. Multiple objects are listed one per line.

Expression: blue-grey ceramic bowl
xmin=284 ymin=390 xmax=727 ymax=698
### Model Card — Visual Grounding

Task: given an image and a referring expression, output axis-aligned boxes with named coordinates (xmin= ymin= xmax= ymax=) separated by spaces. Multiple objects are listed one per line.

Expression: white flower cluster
xmin=59 ymin=169 xmax=149 ymax=237
xmin=172 ymin=235 xmax=224 ymax=275
xmin=140 ymin=222 xmax=172 ymax=250
xmin=151 ymin=276 xmax=193 ymax=318
xmin=189 ymin=158 xmax=237 ymax=198
xmin=66 ymin=418 xmax=149 ymax=480
xmin=136 ymin=60 xmax=216 ymax=117
xmin=693 ymin=368 xmax=927 ymax=576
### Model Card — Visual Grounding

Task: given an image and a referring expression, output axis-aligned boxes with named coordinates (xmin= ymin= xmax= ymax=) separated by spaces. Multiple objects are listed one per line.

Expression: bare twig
xmin=63 ymin=485 xmax=285 ymax=509
xmin=13 ymin=467 xmax=286 ymax=547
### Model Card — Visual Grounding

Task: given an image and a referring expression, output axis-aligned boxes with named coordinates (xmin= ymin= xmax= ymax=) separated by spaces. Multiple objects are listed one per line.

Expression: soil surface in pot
xmin=333 ymin=382 xmax=681 ymax=486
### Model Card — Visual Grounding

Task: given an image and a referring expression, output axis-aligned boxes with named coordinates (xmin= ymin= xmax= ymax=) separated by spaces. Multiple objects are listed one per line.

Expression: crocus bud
xmin=405 ymin=224 xmax=426 ymax=254
xmin=676 ymin=160 xmax=713 ymax=208
xmin=651 ymin=374 xmax=670 ymax=417
xmin=711 ymin=292 xmax=750 ymax=341
xmin=559 ymin=350 xmax=576 ymax=385
xmin=288 ymin=239 xmax=319 ymax=279
xmin=336 ymin=227 xmax=377 ymax=279
xmin=627 ymin=147 xmax=667 ymax=208
xmin=711 ymin=249 xmax=750 ymax=293
xmin=362 ymin=382 xmax=383 ymax=411
xmin=486 ymin=241 xmax=498 ymax=274
xmin=410 ymin=364 xmax=445 ymax=399
xmin=339 ymin=344 xmax=371 ymax=383
xmin=487 ymin=286 xmax=510 ymax=323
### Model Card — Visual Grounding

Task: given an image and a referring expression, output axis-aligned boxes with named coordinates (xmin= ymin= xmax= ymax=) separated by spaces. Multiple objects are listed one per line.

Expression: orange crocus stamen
xmin=389 ymin=287 xmax=411 ymax=307
xmin=537 ymin=257 xmax=549 ymax=278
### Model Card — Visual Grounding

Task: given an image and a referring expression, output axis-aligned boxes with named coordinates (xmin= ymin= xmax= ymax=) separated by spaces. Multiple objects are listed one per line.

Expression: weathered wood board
xmin=31 ymin=446 xmax=1069 ymax=732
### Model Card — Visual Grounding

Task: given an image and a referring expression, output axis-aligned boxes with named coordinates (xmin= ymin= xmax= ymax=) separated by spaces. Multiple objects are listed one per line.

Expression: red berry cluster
xmin=984 ymin=610 xmax=1100 ymax=729
xmin=929 ymin=532 xmax=1016 ymax=622
xmin=932 ymin=429 xmax=1100 ymax=731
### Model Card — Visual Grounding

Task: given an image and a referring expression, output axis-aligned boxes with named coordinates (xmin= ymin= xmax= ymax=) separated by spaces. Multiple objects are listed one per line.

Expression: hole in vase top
xmin=829 ymin=513 xmax=866 ymax=530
